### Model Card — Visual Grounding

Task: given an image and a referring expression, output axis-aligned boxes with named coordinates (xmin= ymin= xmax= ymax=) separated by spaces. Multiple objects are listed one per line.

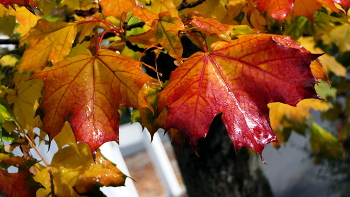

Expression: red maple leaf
xmin=158 ymin=34 xmax=322 ymax=161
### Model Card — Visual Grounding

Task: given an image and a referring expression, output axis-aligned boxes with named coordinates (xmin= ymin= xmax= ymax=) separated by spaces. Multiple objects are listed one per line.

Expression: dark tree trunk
xmin=174 ymin=116 xmax=273 ymax=197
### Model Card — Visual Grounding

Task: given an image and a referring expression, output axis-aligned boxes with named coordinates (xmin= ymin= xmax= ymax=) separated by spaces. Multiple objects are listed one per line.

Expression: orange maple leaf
xmin=99 ymin=0 xmax=135 ymax=18
xmin=31 ymin=49 xmax=155 ymax=154
xmin=128 ymin=11 xmax=184 ymax=60
xmin=158 ymin=34 xmax=323 ymax=160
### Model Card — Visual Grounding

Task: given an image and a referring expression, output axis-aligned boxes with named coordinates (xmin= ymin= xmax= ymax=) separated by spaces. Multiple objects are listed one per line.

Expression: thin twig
xmin=177 ymin=0 xmax=206 ymax=11
xmin=25 ymin=134 xmax=50 ymax=166
xmin=0 ymin=39 xmax=19 ymax=45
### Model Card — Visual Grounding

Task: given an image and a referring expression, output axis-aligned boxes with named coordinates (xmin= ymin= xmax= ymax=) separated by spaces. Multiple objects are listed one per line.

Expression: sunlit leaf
xmin=54 ymin=122 xmax=78 ymax=151
xmin=322 ymin=23 xmax=350 ymax=53
xmin=269 ymin=99 xmax=329 ymax=144
xmin=158 ymin=34 xmax=322 ymax=160
xmin=150 ymin=0 xmax=178 ymax=17
xmin=99 ymin=0 xmax=136 ymax=18
xmin=189 ymin=16 xmax=233 ymax=41
xmin=128 ymin=11 xmax=184 ymax=60
xmin=9 ymin=5 xmax=40 ymax=35
xmin=255 ymin=0 xmax=294 ymax=22
xmin=255 ymin=0 xmax=342 ymax=22
xmin=34 ymin=143 xmax=126 ymax=196
xmin=132 ymin=6 xmax=159 ymax=25
xmin=17 ymin=20 xmax=77 ymax=73
xmin=298 ymin=36 xmax=346 ymax=77
xmin=7 ymin=73 xmax=43 ymax=135
xmin=131 ymin=81 xmax=163 ymax=137
xmin=31 ymin=49 xmax=155 ymax=154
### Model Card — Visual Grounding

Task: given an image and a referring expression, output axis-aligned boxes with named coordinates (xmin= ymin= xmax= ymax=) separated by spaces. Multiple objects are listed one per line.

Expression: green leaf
xmin=309 ymin=122 xmax=345 ymax=160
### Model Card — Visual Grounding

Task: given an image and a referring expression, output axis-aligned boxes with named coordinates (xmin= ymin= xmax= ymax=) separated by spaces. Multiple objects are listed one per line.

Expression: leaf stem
xmin=138 ymin=46 xmax=164 ymax=87
xmin=97 ymin=29 xmax=119 ymax=52
xmin=24 ymin=134 xmax=50 ymax=166
xmin=185 ymin=30 xmax=208 ymax=52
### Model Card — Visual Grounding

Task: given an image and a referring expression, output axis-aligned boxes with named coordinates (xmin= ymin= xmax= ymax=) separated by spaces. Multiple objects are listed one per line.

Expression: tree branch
xmin=177 ymin=0 xmax=206 ymax=11
xmin=0 ymin=39 xmax=19 ymax=45
xmin=126 ymin=41 xmax=147 ymax=53
xmin=126 ymin=22 xmax=145 ymax=31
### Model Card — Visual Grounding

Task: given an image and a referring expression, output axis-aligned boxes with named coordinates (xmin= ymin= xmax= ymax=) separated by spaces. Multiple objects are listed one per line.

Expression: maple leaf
xmin=268 ymin=99 xmax=329 ymax=145
xmin=34 ymin=142 xmax=126 ymax=196
xmin=7 ymin=73 xmax=43 ymax=135
xmin=158 ymin=34 xmax=322 ymax=159
xmin=128 ymin=11 xmax=185 ymax=60
xmin=189 ymin=16 xmax=233 ymax=41
xmin=132 ymin=5 xmax=159 ymax=25
xmin=298 ymin=36 xmax=346 ymax=77
xmin=0 ymin=169 xmax=38 ymax=197
xmin=99 ymin=0 xmax=136 ymax=18
xmin=182 ymin=0 xmax=229 ymax=22
xmin=17 ymin=20 xmax=77 ymax=73
xmin=322 ymin=23 xmax=350 ymax=53
xmin=0 ymin=153 xmax=40 ymax=197
xmin=150 ymin=0 xmax=178 ymax=17
xmin=255 ymin=0 xmax=342 ymax=22
xmin=31 ymin=49 xmax=155 ymax=154
xmin=8 ymin=5 xmax=40 ymax=35
xmin=0 ymin=0 xmax=39 ymax=14
xmin=131 ymin=81 xmax=163 ymax=137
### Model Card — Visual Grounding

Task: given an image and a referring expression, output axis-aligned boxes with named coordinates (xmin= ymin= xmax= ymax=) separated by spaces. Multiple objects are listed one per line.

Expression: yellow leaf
xmin=298 ymin=36 xmax=347 ymax=77
xmin=221 ymin=0 xmax=245 ymax=25
xmin=315 ymin=80 xmax=337 ymax=99
xmin=17 ymin=20 xmax=77 ymax=73
xmin=53 ymin=122 xmax=78 ymax=151
xmin=7 ymin=73 xmax=43 ymax=132
xmin=268 ymin=99 xmax=329 ymax=143
xmin=182 ymin=0 xmax=229 ymax=22
xmin=51 ymin=143 xmax=92 ymax=169
xmin=310 ymin=122 xmax=345 ymax=160
xmin=35 ymin=167 xmax=81 ymax=197
xmin=9 ymin=5 xmax=40 ymax=35
xmin=151 ymin=0 xmax=178 ymax=17
xmin=2 ymin=121 xmax=17 ymax=134
xmin=35 ymin=143 xmax=126 ymax=196
xmin=249 ymin=7 xmax=268 ymax=30
xmin=325 ymin=23 xmax=350 ymax=53
xmin=0 ymin=4 xmax=9 ymax=17
xmin=0 ymin=54 xmax=19 ymax=67
xmin=67 ymin=41 xmax=90 ymax=57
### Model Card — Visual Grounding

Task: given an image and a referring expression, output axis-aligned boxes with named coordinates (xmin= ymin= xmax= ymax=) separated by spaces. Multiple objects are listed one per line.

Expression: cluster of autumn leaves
xmin=0 ymin=0 xmax=349 ymax=196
